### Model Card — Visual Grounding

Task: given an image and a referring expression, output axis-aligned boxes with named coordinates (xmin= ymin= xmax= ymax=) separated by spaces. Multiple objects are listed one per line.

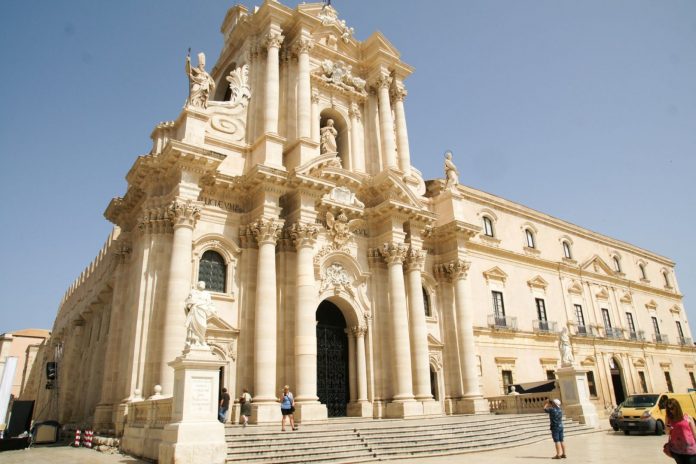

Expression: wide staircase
xmin=225 ymin=413 xmax=596 ymax=463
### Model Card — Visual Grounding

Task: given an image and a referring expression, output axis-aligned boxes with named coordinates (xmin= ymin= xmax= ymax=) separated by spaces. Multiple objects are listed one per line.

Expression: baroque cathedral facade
xmin=34 ymin=1 xmax=694 ymax=430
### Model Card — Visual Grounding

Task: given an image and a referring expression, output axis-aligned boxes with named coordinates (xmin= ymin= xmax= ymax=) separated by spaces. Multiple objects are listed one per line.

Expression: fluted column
xmin=159 ymin=200 xmax=200 ymax=395
xmin=311 ymin=89 xmax=320 ymax=143
xmin=293 ymin=37 xmax=314 ymax=139
xmin=250 ymin=218 xmax=282 ymax=402
xmin=349 ymin=102 xmax=365 ymax=173
xmin=264 ymin=30 xmax=284 ymax=134
xmin=391 ymin=84 xmax=412 ymax=173
xmin=352 ymin=326 xmax=368 ymax=402
xmin=376 ymin=75 xmax=397 ymax=169
xmin=290 ymin=223 xmax=319 ymax=403
xmin=380 ymin=242 xmax=414 ymax=401
xmin=444 ymin=260 xmax=482 ymax=398
xmin=405 ymin=248 xmax=433 ymax=400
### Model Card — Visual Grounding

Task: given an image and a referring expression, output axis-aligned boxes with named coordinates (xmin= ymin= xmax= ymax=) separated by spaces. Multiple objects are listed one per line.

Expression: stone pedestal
xmin=347 ymin=401 xmax=373 ymax=418
xmin=250 ymin=403 xmax=282 ymax=425
xmin=251 ymin=133 xmax=286 ymax=169
xmin=422 ymin=399 xmax=443 ymax=415
xmin=158 ymin=347 xmax=226 ymax=464
xmin=386 ymin=400 xmax=423 ymax=418
xmin=556 ymin=366 xmax=599 ymax=427
xmin=285 ymin=138 xmax=320 ymax=170
xmin=455 ymin=397 xmax=490 ymax=414
xmin=294 ymin=402 xmax=328 ymax=423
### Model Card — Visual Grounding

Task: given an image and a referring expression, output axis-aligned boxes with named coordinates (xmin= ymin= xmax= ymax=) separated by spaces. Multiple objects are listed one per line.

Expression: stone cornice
xmin=431 ymin=220 xmax=480 ymax=242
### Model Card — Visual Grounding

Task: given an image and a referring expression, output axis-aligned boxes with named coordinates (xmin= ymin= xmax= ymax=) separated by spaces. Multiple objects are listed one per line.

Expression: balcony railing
xmin=574 ymin=325 xmax=595 ymax=337
xmin=604 ymin=327 xmax=624 ymax=340
xmin=488 ymin=314 xmax=518 ymax=330
xmin=533 ymin=320 xmax=558 ymax=334
xmin=628 ymin=330 xmax=645 ymax=341
xmin=678 ymin=337 xmax=693 ymax=346
xmin=653 ymin=333 xmax=669 ymax=344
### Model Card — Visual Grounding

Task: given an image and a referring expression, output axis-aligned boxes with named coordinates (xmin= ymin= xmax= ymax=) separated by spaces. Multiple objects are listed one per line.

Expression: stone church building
xmin=33 ymin=1 xmax=694 ymax=431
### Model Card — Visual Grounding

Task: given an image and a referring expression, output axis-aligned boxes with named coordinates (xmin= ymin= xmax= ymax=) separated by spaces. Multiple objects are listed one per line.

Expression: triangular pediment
xmin=645 ymin=299 xmax=658 ymax=310
xmin=527 ymin=275 xmax=549 ymax=290
xmin=670 ymin=305 xmax=681 ymax=314
xmin=360 ymin=170 xmax=424 ymax=210
xmin=427 ymin=334 xmax=444 ymax=348
xmin=207 ymin=314 xmax=238 ymax=333
xmin=567 ymin=280 xmax=583 ymax=295
xmin=632 ymin=358 xmax=646 ymax=368
xmin=581 ymin=255 xmax=615 ymax=276
xmin=361 ymin=31 xmax=401 ymax=61
xmin=595 ymin=287 xmax=610 ymax=300
xmin=619 ymin=291 xmax=633 ymax=304
xmin=483 ymin=266 xmax=508 ymax=284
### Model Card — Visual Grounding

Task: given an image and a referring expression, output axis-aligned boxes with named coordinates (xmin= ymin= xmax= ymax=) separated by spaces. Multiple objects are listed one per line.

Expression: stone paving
xmin=0 ymin=430 xmax=668 ymax=463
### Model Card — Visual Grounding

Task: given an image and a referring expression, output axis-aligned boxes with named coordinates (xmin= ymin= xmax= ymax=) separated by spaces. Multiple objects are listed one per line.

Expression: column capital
xmin=390 ymin=84 xmax=407 ymax=102
xmin=351 ymin=326 xmax=367 ymax=337
xmin=264 ymin=31 xmax=285 ymax=50
xmin=291 ymin=37 xmax=315 ymax=56
xmin=311 ymin=88 xmax=320 ymax=104
xmin=373 ymin=74 xmax=393 ymax=90
xmin=249 ymin=218 xmax=283 ymax=246
xmin=290 ymin=223 xmax=318 ymax=249
xmin=404 ymin=247 xmax=427 ymax=272
xmin=380 ymin=242 xmax=408 ymax=265
xmin=436 ymin=259 xmax=471 ymax=281
xmin=349 ymin=102 xmax=362 ymax=121
xmin=168 ymin=200 xmax=200 ymax=230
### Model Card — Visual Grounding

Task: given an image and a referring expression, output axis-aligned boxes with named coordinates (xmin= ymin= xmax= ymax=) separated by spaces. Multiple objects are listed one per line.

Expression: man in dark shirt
xmin=218 ymin=388 xmax=231 ymax=423
xmin=544 ymin=399 xmax=566 ymax=459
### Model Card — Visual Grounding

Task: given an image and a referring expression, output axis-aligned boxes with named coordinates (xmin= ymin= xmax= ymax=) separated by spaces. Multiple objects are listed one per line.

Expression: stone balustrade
xmin=487 ymin=391 xmax=559 ymax=414
xmin=121 ymin=397 xmax=173 ymax=461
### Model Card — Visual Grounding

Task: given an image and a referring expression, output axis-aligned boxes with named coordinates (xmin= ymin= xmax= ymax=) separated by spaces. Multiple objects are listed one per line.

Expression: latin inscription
xmin=202 ymin=197 xmax=243 ymax=213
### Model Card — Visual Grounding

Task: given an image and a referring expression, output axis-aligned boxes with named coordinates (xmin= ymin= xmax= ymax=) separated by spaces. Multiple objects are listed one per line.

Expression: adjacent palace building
xmin=32 ymin=1 xmax=694 ymax=431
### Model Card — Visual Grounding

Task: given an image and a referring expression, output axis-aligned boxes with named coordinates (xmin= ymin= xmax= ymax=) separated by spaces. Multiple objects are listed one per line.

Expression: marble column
xmin=264 ymin=30 xmax=284 ymax=134
xmin=353 ymin=326 xmax=368 ymax=402
xmin=249 ymin=219 xmax=282 ymax=415
xmin=349 ymin=102 xmax=365 ymax=173
xmin=311 ymin=89 xmax=320 ymax=143
xmin=444 ymin=260 xmax=489 ymax=414
xmin=380 ymin=243 xmax=415 ymax=403
xmin=294 ymin=38 xmax=314 ymax=139
xmin=159 ymin=201 xmax=200 ymax=395
xmin=391 ymin=83 xmax=412 ymax=174
xmin=405 ymin=248 xmax=433 ymax=401
xmin=376 ymin=75 xmax=397 ymax=169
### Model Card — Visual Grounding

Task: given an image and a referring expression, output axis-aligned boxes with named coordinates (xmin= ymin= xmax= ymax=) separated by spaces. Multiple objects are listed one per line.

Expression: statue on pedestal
xmin=559 ymin=328 xmax=574 ymax=366
xmin=184 ymin=281 xmax=217 ymax=348
xmin=320 ymin=119 xmax=338 ymax=154
xmin=444 ymin=151 xmax=459 ymax=189
xmin=185 ymin=50 xmax=216 ymax=109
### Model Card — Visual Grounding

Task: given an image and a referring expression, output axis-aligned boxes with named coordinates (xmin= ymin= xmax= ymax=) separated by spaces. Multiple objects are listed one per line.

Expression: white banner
xmin=0 ymin=356 xmax=18 ymax=428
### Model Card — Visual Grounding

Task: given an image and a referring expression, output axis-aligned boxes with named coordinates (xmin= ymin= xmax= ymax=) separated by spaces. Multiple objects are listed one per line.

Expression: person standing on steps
xmin=279 ymin=385 xmax=297 ymax=431
xmin=218 ymin=387 xmax=230 ymax=423
xmin=544 ymin=399 xmax=567 ymax=459
xmin=239 ymin=388 xmax=252 ymax=427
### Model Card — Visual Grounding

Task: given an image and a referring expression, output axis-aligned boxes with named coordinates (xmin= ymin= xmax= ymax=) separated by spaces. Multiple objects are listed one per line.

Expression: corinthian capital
xmin=264 ymin=31 xmax=285 ymax=50
xmin=374 ymin=75 xmax=392 ymax=90
xmin=292 ymin=37 xmax=314 ymax=55
xmin=404 ymin=247 xmax=427 ymax=272
xmin=380 ymin=242 xmax=408 ymax=265
xmin=436 ymin=260 xmax=471 ymax=281
xmin=351 ymin=325 xmax=367 ymax=337
xmin=349 ymin=102 xmax=362 ymax=121
xmin=249 ymin=218 xmax=282 ymax=245
xmin=290 ymin=223 xmax=318 ymax=249
xmin=168 ymin=200 xmax=201 ymax=230
xmin=390 ymin=84 xmax=407 ymax=102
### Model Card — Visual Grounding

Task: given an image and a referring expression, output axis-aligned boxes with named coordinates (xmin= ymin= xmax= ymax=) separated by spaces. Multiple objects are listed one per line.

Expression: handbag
xmin=663 ymin=441 xmax=672 ymax=458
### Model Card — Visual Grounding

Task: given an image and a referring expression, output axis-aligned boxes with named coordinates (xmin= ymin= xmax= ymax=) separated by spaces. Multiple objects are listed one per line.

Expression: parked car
xmin=617 ymin=392 xmax=696 ymax=435
xmin=609 ymin=402 xmax=623 ymax=431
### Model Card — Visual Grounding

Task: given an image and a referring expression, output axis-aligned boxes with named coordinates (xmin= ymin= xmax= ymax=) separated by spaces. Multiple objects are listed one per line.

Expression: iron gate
xmin=316 ymin=321 xmax=349 ymax=417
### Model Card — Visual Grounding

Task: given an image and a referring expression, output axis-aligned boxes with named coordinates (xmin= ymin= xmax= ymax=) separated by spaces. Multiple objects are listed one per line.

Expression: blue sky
xmin=1 ymin=1 xmax=695 ymax=335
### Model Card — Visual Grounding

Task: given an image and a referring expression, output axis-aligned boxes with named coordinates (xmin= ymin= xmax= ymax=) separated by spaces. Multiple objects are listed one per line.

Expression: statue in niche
xmin=444 ymin=151 xmax=459 ymax=189
xmin=559 ymin=328 xmax=574 ymax=366
xmin=185 ymin=50 xmax=216 ymax=109
xmin=184 ymin=281 xmax=217 ymax=348
xmin=320 ymin=119 xmax=338 ymax=154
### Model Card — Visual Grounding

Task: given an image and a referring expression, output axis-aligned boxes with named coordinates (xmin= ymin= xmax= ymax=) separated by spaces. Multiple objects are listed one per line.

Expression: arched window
xmin=613 ymin=256 xmax=621 ymax=273
xmin=562 ymin=241 xmax=572 ymax=259
xmin=525 ymin=229 xmax=535 ymax=248
xmin=199 ymin=250 xmax=226 ymax=293
xmin=423 ymin=287 xmax=432 ymax=317
xmin=483 ymin=216 xmax=494 ymax=237
xmin=639 ymin=263 xmax=647 ymax=280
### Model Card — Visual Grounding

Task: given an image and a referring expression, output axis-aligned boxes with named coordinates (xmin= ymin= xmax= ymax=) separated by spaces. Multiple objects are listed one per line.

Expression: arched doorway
xmin=316 ymin=301 xmax=349 ymax=417
xmin=610 ymin=357 xmax=626 ymax=405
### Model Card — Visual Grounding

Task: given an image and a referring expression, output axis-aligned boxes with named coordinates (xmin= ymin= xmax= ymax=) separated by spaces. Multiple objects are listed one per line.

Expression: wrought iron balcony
xmin=533 ymin=320 xmax=558 ymax=333
xmin=487 ymin=314 xmax=518 ymax=330
xmin=678 ymin=336 xmax=693 ymax=346
xmin=628 ymin=330 xmax=645 ymax=341
xmin=653 ymin=333 xmax=669 ymax=344
xmin=604 ymin=327 xmax=624 ymax=340
xmin=574 ymin=325 xmax=594 ymax=337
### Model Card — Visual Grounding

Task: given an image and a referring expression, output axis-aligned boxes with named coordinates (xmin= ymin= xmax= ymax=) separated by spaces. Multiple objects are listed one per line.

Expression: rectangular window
xmin=586 ymin=371 xmax=598 ymax=397
xmin=526 ymin=229 xmax=535 ymax=248
xmin=563 ymin=241 xmax=572 ymax=259
xmin=638 ymin=371 xmax=648 ymax=393
xmin=676 ymin=321 xmax=685 ymax=341
xmin=483 ymin=217 xmax=494 ymax=237
xmin=574 ymin=304 xmax=586 ymax=333
xmin=665 ymin=371 xmax=674 ymax=393
xmin=626 ymin=312 xmax=636 ymax=338
xmin=502 ymin=369 xmax=514 ymax=394
xmin=690 ymin=372 xmax=696 ymax=390
xmin=536 ymin=298 xmax=549 ymax=331
xmin=546 ymin=370 xmax=556 ymax=381
xmin=602 ymin=308 xmax=612 ymax=330
xmin=652 ymin=316 xmax=661 ymax=335
xmin=492 ymin=291 xmax=505 ymax=317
